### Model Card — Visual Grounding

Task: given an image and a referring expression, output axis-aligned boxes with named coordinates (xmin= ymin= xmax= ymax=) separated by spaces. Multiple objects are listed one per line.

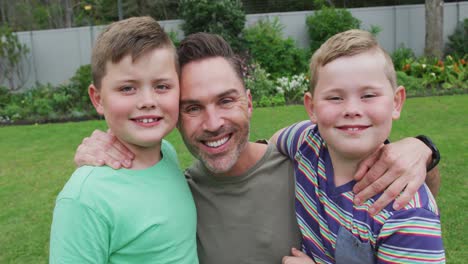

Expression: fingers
xmin=393 ymin=172 xmax=425 ymax=210
xmin=354 ymin=147 xmax=380 ymax=182
xmin=353 ymin=156 xmax=393 ymax=205
xmin=353 ymin=138 xmax=429 ymax=213
xmin=93 ymin=130 xmax=134 ymax=161
xmin=291 ymin=248 xmax=308 ymax=257
xmin=282 ymin=248 xmax=316 ymax=264
xmin=366 ymin=176 xmax=408 ymax=214
xmin=74 ymin=129 xmax=134 ymax=169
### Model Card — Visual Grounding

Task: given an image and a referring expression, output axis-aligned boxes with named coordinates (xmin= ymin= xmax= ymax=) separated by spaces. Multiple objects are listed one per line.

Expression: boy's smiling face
xmin=305 ymin=50 xmax=405 ymax=161
xmin=89 ymin=47 xmax=180 ymax=151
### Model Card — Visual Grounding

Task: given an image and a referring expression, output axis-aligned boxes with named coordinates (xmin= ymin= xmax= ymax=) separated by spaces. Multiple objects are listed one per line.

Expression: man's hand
xmin=74 ymin=130 xmax=134 ymax=169
xmin=282 ymin=248 xmax=316 ymax=264
xmin=352 ymin=137 xmax=437 ymax=214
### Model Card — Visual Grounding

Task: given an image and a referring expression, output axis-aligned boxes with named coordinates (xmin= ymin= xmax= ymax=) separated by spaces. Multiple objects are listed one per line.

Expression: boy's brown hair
xmin=91 ymin=16 xmax=177 ymax=88
xmin=309 ymin=29 xmax=396 ymax=93
xmin=177 ymin=32 xmax=245 ymax=87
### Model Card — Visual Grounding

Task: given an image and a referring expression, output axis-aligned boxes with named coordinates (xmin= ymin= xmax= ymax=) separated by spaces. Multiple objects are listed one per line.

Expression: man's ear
xmin=392 ymin=86 xmax=406 ymax=120
xmin=304 ymin=92 xmax=317 ymax=123
xmin=246 ymin=89 xmax=253 ymax=118
xmin=88 ymin=84 xmax=105 ymax=115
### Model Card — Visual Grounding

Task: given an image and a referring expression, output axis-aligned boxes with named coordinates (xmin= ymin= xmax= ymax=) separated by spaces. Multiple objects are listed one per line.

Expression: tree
xmin=0 ymin=25 xmax=29 ymax=91
xmin=425 ymin=0 xmax=444 ymax=58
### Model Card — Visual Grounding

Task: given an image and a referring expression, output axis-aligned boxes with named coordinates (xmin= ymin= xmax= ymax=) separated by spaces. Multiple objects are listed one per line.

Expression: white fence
xmin=10 ymin=2 xmax=468 ymax=90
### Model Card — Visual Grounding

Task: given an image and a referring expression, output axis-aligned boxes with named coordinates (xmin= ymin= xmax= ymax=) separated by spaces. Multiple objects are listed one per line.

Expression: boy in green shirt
xmin=49 ymin=17 xmax=198 ymax=264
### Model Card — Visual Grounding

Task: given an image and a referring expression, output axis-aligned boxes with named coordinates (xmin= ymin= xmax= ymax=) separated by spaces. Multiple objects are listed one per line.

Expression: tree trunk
xmin=64 ymin=0 xmax=72 ymax=27
xmin=425 ymin=0 xmax=444 ymax=58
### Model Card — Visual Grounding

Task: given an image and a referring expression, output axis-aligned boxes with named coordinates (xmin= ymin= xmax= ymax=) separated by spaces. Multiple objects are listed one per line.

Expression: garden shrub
xmin=0 ymin=86 xmax=11 ymax=109
xmin=445 ymin=18 xmax=468 ymax=58
xmin=306 ymin=6 xmax=361 ymax=53
xmin=179 ymin=0 xmax=246 ymax=50
xmin=391 ymin=44 xmax=416 ymax=71
xmin=244 ymin=62 xmax=276 ymax=103
xmin=0 ymin=25 xmax=29 ymax=91
xmin=66 ymin=64 xmax=95 ymax=115
xmin=396 ymin=71 xmax=423 ymax=96
xmin=167 ymin=30 xmax=181 ymax=47
xmin=399 ymin=55 xmax=467 ymax=92
xmin=257 ymin=94 xmax=286 ymax=108
xmin=276 ymin=74 xmax=309 ymax=105
xmin=243 ymin=18 xmax=308 ymax=79
xmin=0 ymin=64 xmax=97 ymax=123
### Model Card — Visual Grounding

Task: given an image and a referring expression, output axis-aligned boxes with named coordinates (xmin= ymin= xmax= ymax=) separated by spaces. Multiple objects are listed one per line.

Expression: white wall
xmin=8 ymin=2 xmax=468 ymax=90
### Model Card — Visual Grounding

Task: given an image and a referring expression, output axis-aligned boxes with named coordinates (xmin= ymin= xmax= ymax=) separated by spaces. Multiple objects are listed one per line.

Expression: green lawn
xmin=1 ymin=95 xmax=466 ymax=263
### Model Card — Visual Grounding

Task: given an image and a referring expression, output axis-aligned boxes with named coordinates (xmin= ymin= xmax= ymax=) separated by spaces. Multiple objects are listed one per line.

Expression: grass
xmin=1 ymin=94 xmax=467 ymax=263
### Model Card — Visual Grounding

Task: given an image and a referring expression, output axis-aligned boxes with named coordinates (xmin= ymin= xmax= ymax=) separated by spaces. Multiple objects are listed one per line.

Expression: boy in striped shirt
xmin=276 ymin=30 xmax=445 ymax=263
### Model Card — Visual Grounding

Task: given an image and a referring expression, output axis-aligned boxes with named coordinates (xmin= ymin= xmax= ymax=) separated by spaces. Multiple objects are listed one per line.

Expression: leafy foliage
xmin=0 ymin=64 xmax=97 ymax=123
xmin=275 ymin=74 xmax=309 ymax=104
xmin=0 ymin=25 xmax=29 ymax=91
xmin=306 ymin=6 xmax=361 ymax=52
xmin=392 ymin=44 xmax=417 ymax=70
xmin=445 ymin=18 xmax=468 ymax=58
xmin=399 ymin=55 xmax=467 ymax=92
xmin=243 ymin=18 xmax=308 ymax=79
xmin=178 ymin=0 xmax=246 ymax=50
xmin=244 ymin=62 xmax=276 ymax=103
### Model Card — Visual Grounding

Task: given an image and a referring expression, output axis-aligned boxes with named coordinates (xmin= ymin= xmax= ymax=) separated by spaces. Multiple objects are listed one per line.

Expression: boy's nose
xmin=137 ymin=89 xmax=157 ymax=109
xmin=344 ymin=99 xmax=362 ymax=118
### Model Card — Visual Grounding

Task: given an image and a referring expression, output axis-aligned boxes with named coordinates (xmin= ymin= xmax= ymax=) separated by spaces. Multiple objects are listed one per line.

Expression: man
xmin=75 ymin=33 xmax=440 ymax=264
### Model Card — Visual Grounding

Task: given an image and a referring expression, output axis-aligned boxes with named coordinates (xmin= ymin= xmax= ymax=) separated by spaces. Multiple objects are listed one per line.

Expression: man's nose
xmin=202 ymin=106 xmax=224 ymax=132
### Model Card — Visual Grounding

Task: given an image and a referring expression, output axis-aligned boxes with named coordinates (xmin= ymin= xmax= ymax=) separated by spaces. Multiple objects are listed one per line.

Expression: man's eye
xmin=185 ymin=105 xmax=201 ymax=113
xmin=220 ymin=98 xmax=234 ymax=105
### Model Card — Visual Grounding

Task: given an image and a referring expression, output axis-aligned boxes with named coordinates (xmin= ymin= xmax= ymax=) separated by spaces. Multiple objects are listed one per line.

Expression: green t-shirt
xmin=49 ymin=140 xmax=198 ymax=264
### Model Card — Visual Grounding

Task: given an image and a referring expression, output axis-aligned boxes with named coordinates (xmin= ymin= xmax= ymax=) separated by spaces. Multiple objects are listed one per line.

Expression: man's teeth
xmin=205 ymin=136 xmax=229 ymax=148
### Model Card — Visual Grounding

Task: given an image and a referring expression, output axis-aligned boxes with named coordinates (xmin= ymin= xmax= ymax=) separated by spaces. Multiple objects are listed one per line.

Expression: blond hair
xmin=309 ymin=29 xmax=396 ymax=93
xmin=91 ymin=16 xmax=177 ymax=88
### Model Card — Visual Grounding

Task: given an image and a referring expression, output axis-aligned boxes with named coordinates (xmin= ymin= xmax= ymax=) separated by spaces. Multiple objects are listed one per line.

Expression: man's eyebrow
xmin=218 ymin=89 xmax=240 ymax=98
xmin=180 ymin=89 xmax=241 ymax=106
xmin=180 ymin=99 xmax=200 ymax=106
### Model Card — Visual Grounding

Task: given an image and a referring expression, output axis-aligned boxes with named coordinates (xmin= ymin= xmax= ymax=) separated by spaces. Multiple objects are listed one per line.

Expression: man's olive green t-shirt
xmin=186 ymin=141 xmax=301 ymax=264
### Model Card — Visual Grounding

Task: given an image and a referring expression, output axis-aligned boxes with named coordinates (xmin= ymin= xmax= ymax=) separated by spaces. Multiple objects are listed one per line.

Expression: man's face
xmin=178 ymin=57 xmax=253 ymax=175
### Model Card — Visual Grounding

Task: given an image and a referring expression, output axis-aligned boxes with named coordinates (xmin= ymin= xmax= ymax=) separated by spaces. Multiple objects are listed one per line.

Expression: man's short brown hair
xmin=309 ymin=29 xmax=396 ymax=93
xmin=177 ymin=32 xmax=245 ymax=87
xmin=91 ymin=16 xmax=177 ymax=88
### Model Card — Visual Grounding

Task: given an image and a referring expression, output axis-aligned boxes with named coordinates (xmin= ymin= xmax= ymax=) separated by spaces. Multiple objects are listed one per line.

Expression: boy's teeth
xmin=138 ymin=118 xmax=155 ymax=123
xmin=205 ymin=136 xmax=229 ymax=148
xmin=348 ymin=127 xmax=359 ymax=131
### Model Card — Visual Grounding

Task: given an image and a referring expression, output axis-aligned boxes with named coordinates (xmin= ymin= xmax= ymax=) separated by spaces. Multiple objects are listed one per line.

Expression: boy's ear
xmin=392 ymin=86 xmax=406 ymax=120
xmin=304 ymin=91 xmax=317 ymax=123
xmin=88 ymin=84 xmax=105 ymax=116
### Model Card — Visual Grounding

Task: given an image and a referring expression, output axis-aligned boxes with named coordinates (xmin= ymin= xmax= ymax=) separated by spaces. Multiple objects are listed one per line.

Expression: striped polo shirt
xmin=277 ymin=120 xmax=445 ymax=264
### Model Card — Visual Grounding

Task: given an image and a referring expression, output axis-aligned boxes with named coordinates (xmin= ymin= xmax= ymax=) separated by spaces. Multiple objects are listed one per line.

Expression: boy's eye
xmin=120 ymin=86 xmax=135 ymax=93
xmin=362 ymin=93 xmax=377 ymax=99
xmin=327 ymin=96 xmax=342 ymax=101
xmin=155 ymin=84 xmax=169 ymax=91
